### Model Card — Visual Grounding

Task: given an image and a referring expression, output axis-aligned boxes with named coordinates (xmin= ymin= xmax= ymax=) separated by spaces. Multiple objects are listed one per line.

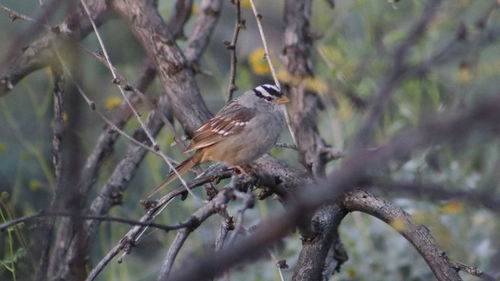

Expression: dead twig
xmin=0 ymin=211 xmax=188 ymax=233
xmin=85 ymin=166 xmax=232 ymax=281
xmin=225 ymin=0 xmax=244 ymax=102
xmin=247 ymin=0 xmax=297 ymax=146
xmin=80 ymin=0 xmax=196 ymax=198
xmin=449 ymin=260 xmax=496 ymax=281
xmin=157 ymin=187 xmax=234 ymax=280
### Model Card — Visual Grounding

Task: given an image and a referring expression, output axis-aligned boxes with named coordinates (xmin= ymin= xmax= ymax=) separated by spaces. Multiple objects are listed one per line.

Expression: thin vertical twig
xmin=247 ymin=0 xmax=279 ymax=88
xmin=247 ymin=0 xmax=297 ymax=145
xmin=78 ymin=0 xmax=197 ymax=199
xmin=225 ymin=0 xmax=244 ymax=102
xmin=79 ymin=0 xmax=157 ymax=148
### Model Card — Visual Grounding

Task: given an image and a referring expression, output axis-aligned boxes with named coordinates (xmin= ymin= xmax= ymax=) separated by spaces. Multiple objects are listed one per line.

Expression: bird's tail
xmin=146 ymin=151 xmax=202 ymax=198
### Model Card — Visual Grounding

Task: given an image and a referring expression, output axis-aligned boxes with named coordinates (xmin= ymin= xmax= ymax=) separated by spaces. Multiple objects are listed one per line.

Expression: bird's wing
xmin=184 ymin=103 xmax=256 ymax=152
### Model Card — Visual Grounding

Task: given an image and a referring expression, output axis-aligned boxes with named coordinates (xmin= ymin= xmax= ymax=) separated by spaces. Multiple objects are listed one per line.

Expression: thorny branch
xmin=225 ymin=0 xmax=244 ymax=102
xmin=0 ymin=211 xmax=191 ymax=233
xmin=0 ymin=3 xmax=51 ymax=29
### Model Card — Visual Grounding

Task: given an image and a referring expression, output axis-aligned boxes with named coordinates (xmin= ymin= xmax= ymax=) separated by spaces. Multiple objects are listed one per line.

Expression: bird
xmin=146 ymin=84 xmax=289 ymax=198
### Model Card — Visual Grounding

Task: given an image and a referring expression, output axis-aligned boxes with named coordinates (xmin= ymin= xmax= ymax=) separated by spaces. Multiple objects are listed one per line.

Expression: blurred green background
xmin=0 ymin=0 xmax=499 ymax=280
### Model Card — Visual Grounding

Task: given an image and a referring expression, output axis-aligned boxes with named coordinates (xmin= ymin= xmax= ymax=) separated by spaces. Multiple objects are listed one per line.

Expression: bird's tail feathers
xmin=146 ymin=152 xmax=201 ymax=198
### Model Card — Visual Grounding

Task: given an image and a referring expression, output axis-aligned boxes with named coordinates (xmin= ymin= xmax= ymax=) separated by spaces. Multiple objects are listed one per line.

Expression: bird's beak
xmin=277 ymin=96 xmax=290 ymax=104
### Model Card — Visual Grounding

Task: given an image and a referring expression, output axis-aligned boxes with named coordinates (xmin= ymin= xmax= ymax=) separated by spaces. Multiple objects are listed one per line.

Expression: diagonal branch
xmin=85 ymin=165 xmax=232 ymax=281
xmin=157 ymin=187 xmax=234 ymax=280
xmin=0 ymin=0 xmax=110 ymax=96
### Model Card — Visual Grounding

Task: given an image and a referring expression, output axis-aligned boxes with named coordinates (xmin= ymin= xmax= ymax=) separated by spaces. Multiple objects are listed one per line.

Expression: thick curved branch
xmin=343 ymin=190 xmax=462 ymax=281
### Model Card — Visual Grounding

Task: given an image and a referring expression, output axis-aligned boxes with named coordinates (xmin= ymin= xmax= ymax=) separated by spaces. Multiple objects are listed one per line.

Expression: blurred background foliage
xmin=0 ymin=0 xmax=499 ymax=280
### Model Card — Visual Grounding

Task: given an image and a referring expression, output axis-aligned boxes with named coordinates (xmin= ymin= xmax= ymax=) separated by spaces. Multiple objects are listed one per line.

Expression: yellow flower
xmin=347 ymin=267 xmax=357 ymax=278
xmin=336 ymin=95 xmax=353 ymax=121
xmin=305 ymin=77 xmax=328 ymax=93
xmin=389 ymin=217 xmax=407 ymax=232
xmin=0 ymin=143 xmax=6 ymax=152
xmin=411 ymin=212 xmax=427 ymax=224
xmin=240 ymin=0 xmax=251 ymax=9
xmin=457 ymin=66 xmax=471 ymax=83
xmin=441 ymin=201 xmax=464 ymax=214
xmin=1 ymin=191 xmax=9 ymax=199
xmin=249 ymin=48 xmax=270 ymax=75
xmin=277 ymin=70 xmax=328 ymax=93
xmin=105 ymin=96 xmax=122 ymax=110
xmin=277 ymin=69 xmax=293 ymax=84
xmin=62 ymin=112 xmax=68 ymax=122
xmin=29 ymin=179 xmax=42 ymax=191
xmin=191 ymin=3 xmax=199 ymax=15
xmin=318 ymin=45 xmax=344 ymax=65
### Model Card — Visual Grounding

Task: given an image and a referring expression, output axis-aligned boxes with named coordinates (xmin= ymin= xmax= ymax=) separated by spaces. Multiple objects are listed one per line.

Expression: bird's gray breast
xmin=223 ymin=109 xmax=284 ymax=165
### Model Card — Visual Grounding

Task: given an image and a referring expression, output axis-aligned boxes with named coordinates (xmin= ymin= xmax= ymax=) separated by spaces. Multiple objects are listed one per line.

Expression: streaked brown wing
xmin=184 ymin=103 xmax=256 ymax=152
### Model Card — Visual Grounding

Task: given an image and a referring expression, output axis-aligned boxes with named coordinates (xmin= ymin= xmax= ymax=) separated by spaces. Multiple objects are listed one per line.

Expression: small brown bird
xmin=146 ymin=84 xmax=289 ymax=198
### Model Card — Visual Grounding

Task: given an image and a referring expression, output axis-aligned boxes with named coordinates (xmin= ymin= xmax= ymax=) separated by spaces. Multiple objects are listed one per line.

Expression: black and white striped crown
xmin=252 ymin=84 xmax=282 ymax=101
